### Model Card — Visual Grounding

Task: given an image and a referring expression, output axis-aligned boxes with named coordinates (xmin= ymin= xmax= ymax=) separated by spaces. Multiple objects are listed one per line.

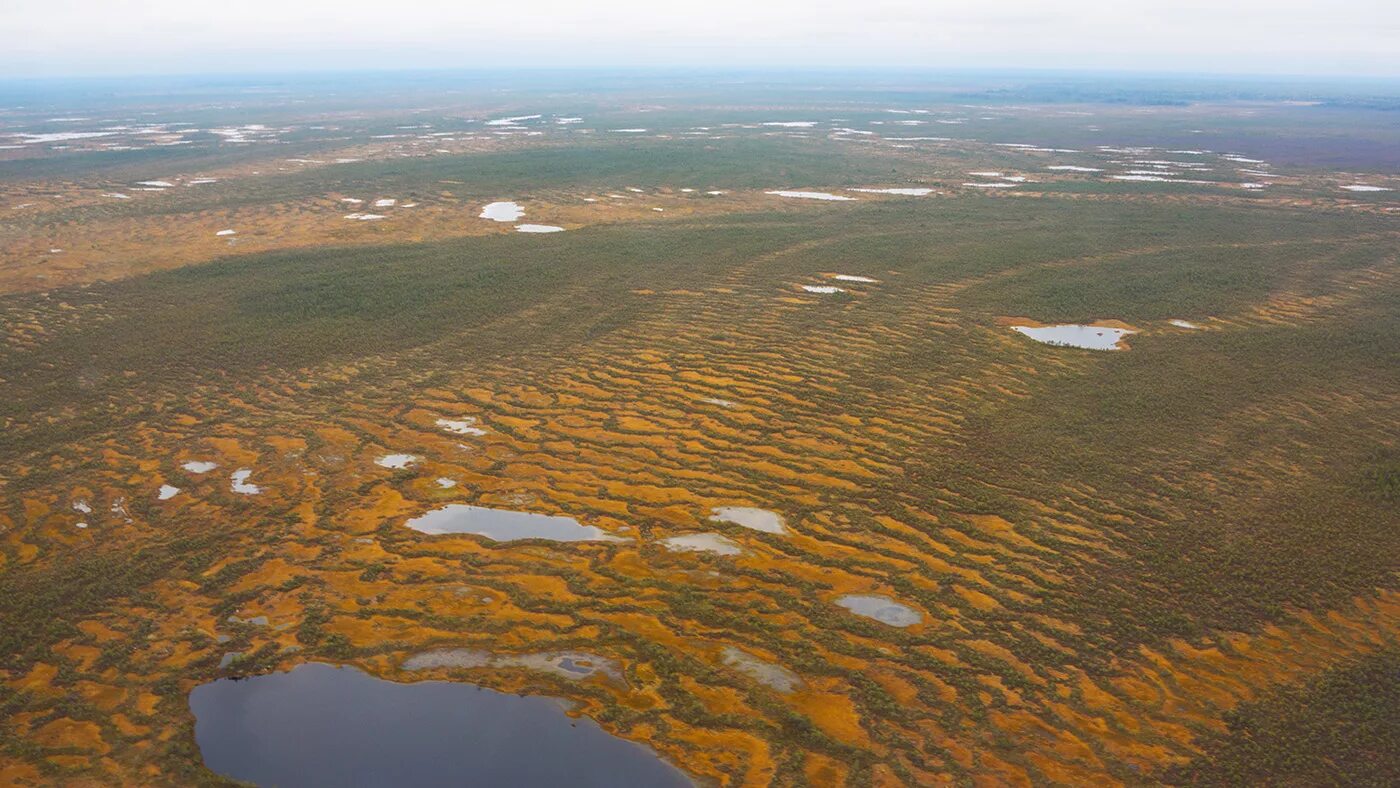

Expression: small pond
xmin=480 ymin=201 xmax=525 ymax=221
xmin=709 ymin=506 xmax=787 ymax=535
xmin=659 ymin=533 xmax=743 ymax=556
xmin=836 ymin=594 xmax=923 ymax=627
xmin=848 ymin=187 xmax=932 ymax=196
xmin=404 ymin=504 xmax=626 ymax=542
xmin=437 ymin=417 xmax=486 ymax=436
xmin=403 ymin=648 xmax=623 ymax=683
xmin=765 ymin=190 xmax=856 ymax=201
xmin=1010 ymin=324 xmax=1135 ymax=351
xmin=230 ymin=469 xmax=262 ymax=495
xmin=720 ymin=647 xmax=802 ymax=693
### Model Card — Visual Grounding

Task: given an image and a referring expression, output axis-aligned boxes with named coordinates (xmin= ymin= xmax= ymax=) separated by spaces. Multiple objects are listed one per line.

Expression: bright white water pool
xmin=1010 ymin=324 xmax=1136 ymax=351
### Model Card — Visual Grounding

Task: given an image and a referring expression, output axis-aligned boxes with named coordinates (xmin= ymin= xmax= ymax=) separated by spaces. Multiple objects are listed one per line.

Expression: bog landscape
xmin=0 ymin=71 xmax=1397 ymax=785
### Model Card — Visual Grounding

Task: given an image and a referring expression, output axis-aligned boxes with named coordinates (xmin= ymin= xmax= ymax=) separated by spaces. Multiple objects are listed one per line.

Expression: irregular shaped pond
xmin=190 ymin=662 xmax=688 ymax=788
xmin=1010 ymin=324 xmax=1135 ymax=351
xmin=485 ymin=114 xmax=542 ymax=126
xmin=659 ymin=533 xmax=743 ymax=556
xmin=479 ymin=201 xmax=525 ymax=221
xmin=765 ymin=190 xmax=856 ymax=201
xmin=848 ymin=187 xmax=932 ymax=196
xmin=404 ymin=648 xmax=623 ymax=682
xmin=836 ymin=594 xmax=923 ymax=627
xmin=437 ymin=417 xmax=486 ymax=436
xmin=230 ymin=469 xmax=262 ymax=495
xmin=721 ymin=647 xmax=802 ymax=693
xmin=404 ymin=504 xmax=627 ymax=542
xmin=709 ymin=506 xmax=786 ymax=534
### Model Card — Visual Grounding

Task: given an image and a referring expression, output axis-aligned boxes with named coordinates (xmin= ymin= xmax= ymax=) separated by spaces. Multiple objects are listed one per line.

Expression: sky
xmin=2 ymin=0 xmax=1398 ymax=79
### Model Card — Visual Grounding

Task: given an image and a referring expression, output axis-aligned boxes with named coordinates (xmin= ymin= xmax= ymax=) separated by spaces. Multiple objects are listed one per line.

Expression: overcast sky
xmin=3 ymin=0 xmax=1397 ymax=79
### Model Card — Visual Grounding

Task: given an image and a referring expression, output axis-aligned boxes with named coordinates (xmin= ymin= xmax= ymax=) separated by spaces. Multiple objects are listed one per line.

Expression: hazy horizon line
xmin=3 ymin=64 xmax=1399 ymax=86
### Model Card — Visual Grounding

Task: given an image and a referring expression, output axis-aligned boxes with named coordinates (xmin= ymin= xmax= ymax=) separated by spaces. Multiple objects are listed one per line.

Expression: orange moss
xmin=33 ymin=719 xmax=109 ymax=755
xmin=789 ymin=688 xmax=873 ymax=748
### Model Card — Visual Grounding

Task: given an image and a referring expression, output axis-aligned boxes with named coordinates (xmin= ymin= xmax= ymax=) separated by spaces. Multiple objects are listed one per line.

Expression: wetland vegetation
xmin=0 ymin=70 xmax=1397 ymax=786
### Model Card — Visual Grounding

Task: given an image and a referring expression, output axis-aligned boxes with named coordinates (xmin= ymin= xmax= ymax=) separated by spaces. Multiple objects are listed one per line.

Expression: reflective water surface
xmin=190 ymin=662 xmax=689 ymax=787
xmin=836 ymin=594 xmax=923 ymax=627
xmin=404 ymin=504 xmax=626 ymax=542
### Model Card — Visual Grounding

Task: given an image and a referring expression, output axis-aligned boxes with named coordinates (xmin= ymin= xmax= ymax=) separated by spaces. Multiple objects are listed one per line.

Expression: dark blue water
xmin=189 ymin=662 xmax=690 ymax=787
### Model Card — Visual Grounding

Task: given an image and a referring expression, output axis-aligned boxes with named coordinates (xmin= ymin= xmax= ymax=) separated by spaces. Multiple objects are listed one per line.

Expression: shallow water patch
xmin=721 ymin=647 xmax=802 ymax=693
xmin=230 ymin=469 xmax=262 ymax=495
xmin=436 ymin=417 xmax=486 ymax=436
xmin=405 ymin=505 xmax=626 ymax=542
xmin=709 ymin=506 xmax=786 ymax=534
xmin=848 ymin=187 xmax=932 ymax=196
xmin=836 ymin=594 xmax=922 ymax=627
xmin=1010 ymin=324 xmax=1136 ymax=351
xmin=765 ymin=190 xmax=856 ymax=201
xmin=659 ymin=533 xmax=743 ymax=556
xmin=403 ymin=648 xmax=623 ymax=683
xmin=485 ymin=114 xmax=542 ymax=127
xmin=479 ymin=201 xmax=525 ymax=221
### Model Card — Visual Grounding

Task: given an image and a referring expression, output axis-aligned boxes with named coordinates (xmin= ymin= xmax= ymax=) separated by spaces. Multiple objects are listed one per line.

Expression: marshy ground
xmin=1 ymin=74 xmax=1398 ymax=786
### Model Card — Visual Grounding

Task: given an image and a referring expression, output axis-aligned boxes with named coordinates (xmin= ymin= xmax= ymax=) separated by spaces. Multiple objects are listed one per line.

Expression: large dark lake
xmin=190 ymin=662 xmax=690 ymax=787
